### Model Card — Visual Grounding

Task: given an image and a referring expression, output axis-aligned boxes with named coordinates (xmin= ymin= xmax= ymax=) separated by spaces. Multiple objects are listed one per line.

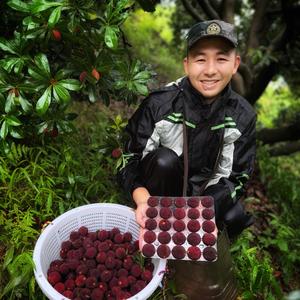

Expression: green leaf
xmin=28 ymin=66 xmax=47 ymax=81
xmin=53 ymin=84 xmax=70 ymax=103
xmin=2 ymin=247 xmax=14 ymax=271
xmin=7 ymin=0 xmax=30 ymax=12
xmin=133 ymin=82 xmax=148 ymax=96
xmin=48 ymin=6 xmax=62 ymax=27
xmin=34 ymin=53 xmax=50 ymax=76
xmin=36 ymin=86 xmax=52 ymax=114
xmin=19 ymin=95 xmax=32 ymax=112
xmin=0 ymin=121 xmax=8 ymax=139
xmin=5 ymin=116 xmax=22 ymax=126
xmin=105 ymin=26 xmax=119 ymax=49
xmin=30 ymin=1 xmax=62 ymax=13
xmin=10 ymin=128 xmax=23 ymax=139
xmin=133 ymin=70 xmax=151 ymax=81
xmin=5 ymin=92 xmax=15 ymax=113
xmin=0 ymin=38 xmax=17 ymax=55
xmin=59 ymin=79 xmax=81 ymax=91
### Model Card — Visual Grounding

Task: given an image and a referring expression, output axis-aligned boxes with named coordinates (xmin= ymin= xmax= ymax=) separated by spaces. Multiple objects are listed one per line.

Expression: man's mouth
xmin=200 ymin=80 xmax=219 ymax=90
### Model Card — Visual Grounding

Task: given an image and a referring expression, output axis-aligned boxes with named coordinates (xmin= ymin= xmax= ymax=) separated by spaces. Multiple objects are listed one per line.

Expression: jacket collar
xmin=179 ymin=76 xmax=231 ymax=122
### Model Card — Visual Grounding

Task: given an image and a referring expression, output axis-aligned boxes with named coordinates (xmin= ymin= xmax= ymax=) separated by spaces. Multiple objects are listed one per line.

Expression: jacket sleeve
xmin=202 ymin=114 xmax=256 ymax=221
xmin=117 ymin=98 xmax=158 ymax=201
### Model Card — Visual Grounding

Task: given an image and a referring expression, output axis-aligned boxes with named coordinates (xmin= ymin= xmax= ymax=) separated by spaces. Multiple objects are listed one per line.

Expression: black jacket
xmin=118 ymin=77 xmax=256 ymax=219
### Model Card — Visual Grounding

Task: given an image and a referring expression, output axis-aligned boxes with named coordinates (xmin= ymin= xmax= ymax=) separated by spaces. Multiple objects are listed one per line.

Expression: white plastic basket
xmin=33 ymin=203 xmax=167 ymax=300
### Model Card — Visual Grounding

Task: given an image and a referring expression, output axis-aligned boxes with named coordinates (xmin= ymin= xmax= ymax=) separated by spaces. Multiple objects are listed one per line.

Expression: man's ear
xmin=183 ymin=57 xmax=188 ymax=75
xmin=233 ymin=55 xmax=241 ymax=75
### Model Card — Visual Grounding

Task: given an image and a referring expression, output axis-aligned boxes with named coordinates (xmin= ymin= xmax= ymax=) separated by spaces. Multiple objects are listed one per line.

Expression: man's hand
xmin=132 ymin=187 xmax=150 ymax=228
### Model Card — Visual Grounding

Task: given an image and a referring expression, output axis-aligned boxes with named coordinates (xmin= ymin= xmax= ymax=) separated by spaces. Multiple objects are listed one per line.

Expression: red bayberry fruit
xmin=89 ymin=268 xmax=101 ymax=279
xmin=159 ymin=207 xmax=172 ymax=219
xmin=79 ymin=70 xmax=87 ymax=82
xmin=58 ymin=263 xmax=69 ymax=275
xmin=75 ymin=274 xmax=86 ymax=287
xmin=202 ymin=208 xmax=215 ymax=219
xmin=101 ymin=270 xmax=113 ymax=282
xmin=96 ymin=251 xmax=106 ymax=264
xmin=115 ymin=247 xmax=126 ymax=259
xmin=52 ymin=29 xmax=61 ymax=41
xmin=187 ymin=246 xmax=201 ymax=260
xmin=98 ymin=281 xmax=108 ymax=292
xmin=78 ymin=226 xmax=88 ymax=236
xmin=160 ymin=197 xmax=172 ymax=207
xmin=187 ymin=232 xmax=201 ymax=246
xmin=142 ymin=244 xmax=155 ymax=257
xmin=157 ymin=244 xmax=170 ymax=258
xmin=172 ymin=245 xmax=186 ymax=259
xmin=91 ymin=68 xmax=100 ymax=81
xmin=187 ymin=197 xmax=199 ymax=208
xmin=201 ymin=196 xmax=214 ymax=208
xmin=202 ymin=220 xmax=215 ymax=233
xmin=203 ymin=246 xmax=217 ymax=261
xmin=145 ymin=261 xmax=155 ymax=272
xmin=76 ymin=264 xmax=88 ymax=275
xmin=63 ymin=290 xmax=73 ymax=298
xmin=173 ymin=208 xmax=186 ymax=219
xmin=159 ymin=219 xmax=171 ymax=231
xmin=98 ymin=241 xmax=110 ymax=252
xmin=111 ymin=148 xmax=122 ymax=158
xmin=158 ymin=231 xmax=171 ymax=244
xmin=118 ymin=276 xmax=129 ymax=288
xmin=131 ymin=264 xmax=142 ymax=277
xmin=145 ymin=218 xmax=157 ymax=230
xmin=188 ymin=208 xmax=200 ymax=219
xmin=86 ymin=276 xmax=98 ymax=289
xmin=85 ymin=247 xmax=97 ymax=258
xmin=174 ymin=197 xmax=186 ymax=207
xmin=202 ymin=233 xmax=216 ymax=246
xmin=91 ymin=288 xmax=104 ymax=300
xmin=147 ymin=196 xmax=159 ymax=207
xmin=123 ymin=232 xmax=132 ymax=242
xmin=172 ymin=232 xmax=186 ymax=245
xmin=48 ymin=271 xmax=61 ymax=286
xmin=65 ymin=278 xmax=75 ymax=290
xmin=50 ymin=127 xmax=58 ymax=138
xmin=117 ymin=268 xmax=128 ymax=278
xmin=61 ymin=241 xmax=72 ymax=251
xmin=97 ymin=229 xmax=109 ymax=241
xmin=105 ymin=256 xmax=116 ymax=269
xmin=187 ymin=220 xmax=201 ymax=232
xmin=146 ymin=207 xmax=158 ymax=218
xmin=173 ymin=220 xmax=185 ymax=232
xmin=141 ymin=269 xmax=153 ymax=282
xmin=114 ymin=233 xmax=124 ymax=244
xmin=143 ymin=231 xmax=156 ymax=243
xmin=54 ymin=282 xmax=65 ymax=294
xmin=70 ymin=231 xmax=80 ymax=241
xmin=123 ymin=256 xmax=133 ymax=270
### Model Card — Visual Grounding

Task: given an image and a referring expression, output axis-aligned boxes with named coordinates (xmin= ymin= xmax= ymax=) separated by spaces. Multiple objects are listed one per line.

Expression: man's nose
xmin=204 ymin=60 xmax=217 ymax=76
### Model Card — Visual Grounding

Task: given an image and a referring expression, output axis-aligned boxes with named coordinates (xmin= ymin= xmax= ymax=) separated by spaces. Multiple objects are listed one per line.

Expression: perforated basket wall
xmin=33 ymin=203 xmax=167 ymax=300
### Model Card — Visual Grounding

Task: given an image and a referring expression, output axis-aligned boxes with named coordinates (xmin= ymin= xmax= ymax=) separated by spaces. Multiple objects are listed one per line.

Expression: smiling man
xmin=118 ymin=20 xmax=256 ymax=240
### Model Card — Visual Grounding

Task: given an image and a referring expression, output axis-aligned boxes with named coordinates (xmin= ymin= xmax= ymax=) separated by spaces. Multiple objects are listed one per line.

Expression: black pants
xmin=140 ymin=147 xmax=184 ymax=196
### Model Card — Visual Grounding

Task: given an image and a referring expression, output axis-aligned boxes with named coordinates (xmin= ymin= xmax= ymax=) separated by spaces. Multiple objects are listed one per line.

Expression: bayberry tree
xmin=0 ymin=0 xmax=152 ymax=150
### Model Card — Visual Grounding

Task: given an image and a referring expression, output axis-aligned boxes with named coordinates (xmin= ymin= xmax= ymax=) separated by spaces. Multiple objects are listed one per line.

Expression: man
xmin=118 ymin=20 xmax=256 ymax=239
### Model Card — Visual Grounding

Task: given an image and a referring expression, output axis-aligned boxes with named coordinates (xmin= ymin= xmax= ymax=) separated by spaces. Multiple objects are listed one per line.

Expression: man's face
xmin=183 ymin=37 xmax=240 ymax=101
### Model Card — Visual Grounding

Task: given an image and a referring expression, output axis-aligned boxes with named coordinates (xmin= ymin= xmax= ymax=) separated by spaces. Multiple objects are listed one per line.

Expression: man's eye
xmin=218 ymin=57 xmax=228 ymax=61
xmin=196 ymin=59 xmax=205 ymax=62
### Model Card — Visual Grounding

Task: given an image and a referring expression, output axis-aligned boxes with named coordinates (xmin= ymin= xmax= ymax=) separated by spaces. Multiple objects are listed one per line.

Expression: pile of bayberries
xmin=47 ymin=226 xmax=154 ymax=300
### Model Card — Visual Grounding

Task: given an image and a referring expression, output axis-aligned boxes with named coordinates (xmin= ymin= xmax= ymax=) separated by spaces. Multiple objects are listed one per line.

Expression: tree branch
xmin=238 ymin=61 xmax=252 ymax=92
xmin=196 ymin=0 xmax=220 ymax=20
xmin=257 ymin=123 xmax=300 ymax=145
xmin=268 ymin=141 xmax=300 ymax=156
xmin=245 ymin=0 xmax=269 ymax=65
xmin=181 ymin=0 xmax=204 ymax=22
xmin=245 ymin=61 xmax=278 ymax=105
xmin=221 ymin=0 xmax=235 ymax=23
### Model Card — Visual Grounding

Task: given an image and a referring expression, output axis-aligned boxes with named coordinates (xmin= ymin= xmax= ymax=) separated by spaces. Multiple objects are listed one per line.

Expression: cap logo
xmin=206 ymin=23 xmax=221 ymax=35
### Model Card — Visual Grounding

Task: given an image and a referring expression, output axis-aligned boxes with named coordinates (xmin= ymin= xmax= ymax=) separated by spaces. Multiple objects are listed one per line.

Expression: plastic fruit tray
xmin=33 ymin=203 xmax=167 ymax=300
xmin=140 ymin=196 xmax=218 ymax=261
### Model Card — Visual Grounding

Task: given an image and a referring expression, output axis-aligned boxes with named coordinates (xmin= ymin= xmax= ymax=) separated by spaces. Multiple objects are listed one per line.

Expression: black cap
xmin=186 ymin=20 xmax=238 ymax=50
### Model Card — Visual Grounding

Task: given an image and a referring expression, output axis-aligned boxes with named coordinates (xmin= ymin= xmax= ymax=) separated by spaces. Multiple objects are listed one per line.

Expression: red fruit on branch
xmin=50 ymin=127 xmax=58 ymax=138
xmin=91 ymin=68 xmax=101 ymax=81
xmin=111 ymin=148 xmax=122 ymax=158
xmin=52 ymin=29 xmax=61 ymax=41
xmin=79 ymin=71 xmax=87 ymax=82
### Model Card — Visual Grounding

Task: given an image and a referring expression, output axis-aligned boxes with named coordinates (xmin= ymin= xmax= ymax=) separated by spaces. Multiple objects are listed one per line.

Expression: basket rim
xmin=33 ymin=203 xmax=167 ymax=300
